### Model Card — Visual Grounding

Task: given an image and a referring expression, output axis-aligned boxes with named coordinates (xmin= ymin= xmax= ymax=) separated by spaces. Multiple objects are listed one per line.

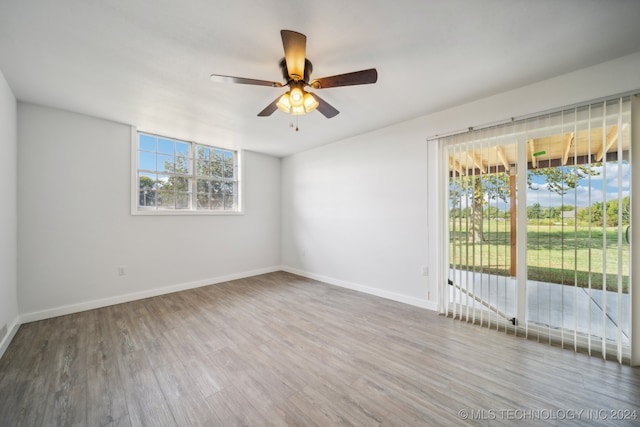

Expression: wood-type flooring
xmin=1 ymin=271 xmax=639 ymax=426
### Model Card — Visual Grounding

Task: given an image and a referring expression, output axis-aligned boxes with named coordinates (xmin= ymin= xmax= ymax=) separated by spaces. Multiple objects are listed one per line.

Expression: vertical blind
xmin=440 ymin=96 xmax=633 ymax=363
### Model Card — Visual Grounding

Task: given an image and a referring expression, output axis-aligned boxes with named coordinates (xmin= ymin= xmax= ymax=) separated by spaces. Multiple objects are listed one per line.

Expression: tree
xmin=468 ymin=177 xmax=484 ymax=242
xmin=450 ymin=162 xmax=600 ymax=241
xmin=449 ymin=171 xmax=511 ymax=242
xmin=482 ymin=206 xmax=501 ymax=219
xmin=528 ymin=164 xmax=600 ymax=195
xmin=575 ymin=197 xmax=629 ymax=227
xmin=622 ymin=196 xmax=630 ymax=226
xmin=158 ymin=155 xmax=191 ymax=208
xmin=576 ymin=206 xmax=590 ymax=223
xmin=604 ymin=197 xmax=630 ymax=227
xmin=542 ymin=206 xmax=561 ymax=220
xmin=591 ymin=202 xmax=604 ymax=225
xmin=482 ymin=173 xmax=511 ymax=203
xmin=527 ymin=203 xmax=542 ymax=220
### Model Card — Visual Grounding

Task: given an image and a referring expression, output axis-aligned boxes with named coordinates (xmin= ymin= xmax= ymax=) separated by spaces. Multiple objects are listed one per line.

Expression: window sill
xmin=132 ymin=209 xmax=244 ymax=216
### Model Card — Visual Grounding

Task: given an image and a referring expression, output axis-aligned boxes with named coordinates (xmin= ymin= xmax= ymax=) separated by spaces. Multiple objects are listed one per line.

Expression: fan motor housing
xmin=280 ymin=58 xmax=313 ymax=83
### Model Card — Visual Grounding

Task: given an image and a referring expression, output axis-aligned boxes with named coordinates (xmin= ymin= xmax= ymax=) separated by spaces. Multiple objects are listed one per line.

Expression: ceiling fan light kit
xmin=210 ymin=30 xmax=378 ymax=119
xmin=276 ymin=82 xmax=319 ymax=115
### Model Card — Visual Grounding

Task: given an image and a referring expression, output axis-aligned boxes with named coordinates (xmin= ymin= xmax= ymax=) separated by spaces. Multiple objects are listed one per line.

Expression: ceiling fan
xmin=210 ymin=30 xmax=378 ymax=119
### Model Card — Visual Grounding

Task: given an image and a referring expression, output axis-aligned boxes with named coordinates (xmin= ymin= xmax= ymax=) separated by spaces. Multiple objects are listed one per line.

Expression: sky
xmin=527 ymin=161 xmax=630 ymax=208
xmin=450 ymin=161 xmax=630 ymax=210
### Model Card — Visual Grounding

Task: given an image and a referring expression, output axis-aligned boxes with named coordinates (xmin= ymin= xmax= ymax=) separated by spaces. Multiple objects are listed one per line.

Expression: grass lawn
xmin=449 ymin=219 xmax=629 ymax=292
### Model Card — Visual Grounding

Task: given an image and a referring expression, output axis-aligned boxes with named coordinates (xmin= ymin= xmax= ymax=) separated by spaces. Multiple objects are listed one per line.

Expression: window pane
xmin=201 ymin=146 xmax=210 ymax=160
xmin=223 ymin=152 xmax=234 ymax=178
xmin=211 ymin=193 xmax=224 ymax=209
xmin=223 ymin=161 xmax=234 ymax=178
xmin=139 ymin=134 xmax=156 ymax=151
xmin=175 ymin=155 xmax=191 ymax=174
xmin=157 ymin=174 xmax=171 ymax=190
xmin=196 ymin=180 xmax=210 ymax=194
xmin=138 ymin=172 xmax=157 ymax=190
xmin=212 ymin=149 xmax=224 ymax=162
xmin=196 ymin=160 xmax=209 ymax=176
xmin=212 ymin=161 xmax=223 ymax=178
xmin=139 ymin=190 xmax=156 ymax=207
xmin=157 ymin=155 xmax=175 ymax=173
xmin=138 ymin=151 xmax=156 ymax=171
xmin=174 ymin=177 xmax=189 ymax=192
xmin=197 ymin=193 xmax=211 ymax=209
xmin=222 ymin=182 xmax=234 ymax=195
xmin=175 ymin=141 xmax=190 ymax=157
xmin=158 ymin=138 xmax=174 ymax=155
xmin=224 ymin=194 xmax=235 ymax=210
xmin=176 ymin=193 xmax=190 ymax=209
xmin=211 ymin=181 xmax=223 ymax=194
xmin=157 ymin=190 xmax=175 ymax=209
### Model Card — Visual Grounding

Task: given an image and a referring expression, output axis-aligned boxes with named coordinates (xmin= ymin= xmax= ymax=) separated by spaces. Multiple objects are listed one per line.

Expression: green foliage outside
xmin=449 ymin=219 xmax=630 ymax=292
xmin=449 ymin=162 xmax=630 ymax=292
xmin=526 ymin=197 xmax=629 ymax=227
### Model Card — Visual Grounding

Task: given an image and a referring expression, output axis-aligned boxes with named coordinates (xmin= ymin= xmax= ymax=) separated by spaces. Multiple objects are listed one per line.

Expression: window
xmin=134 ymin=132 xmax=241 ymax=214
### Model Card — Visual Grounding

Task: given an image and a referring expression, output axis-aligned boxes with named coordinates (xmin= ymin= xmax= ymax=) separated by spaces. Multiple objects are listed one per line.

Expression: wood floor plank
xmin=85 ymin=343 xmax=129 ymax=426
xmin=249 ymin=341 xmax=309 ymax=393
xmin=183 ymin=355 xmax=230 ymax=399
xmin=206 ymin=385 xmax=276 ymax=427
xmin=1 ymin=271 xmax=639 ymax=426
xmin=0 ymin=381 xmax=48 ymax=427
xmin=154 ymin=361 xmax=222 ymax=426
xmin=117 ymin=350 xmax=177 ymax=427
xmin=286 ymin=390 xmax=354 ymax=426
xmin=41 ymin=385 xmax=87 ymax=427
xmin=140 ymin=335 xmax=181 ymax=369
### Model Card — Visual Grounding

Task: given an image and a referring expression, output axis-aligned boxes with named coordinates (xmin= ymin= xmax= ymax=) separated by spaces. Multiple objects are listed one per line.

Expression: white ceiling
xmin=1 ymin=0 xmax=640 ymax=157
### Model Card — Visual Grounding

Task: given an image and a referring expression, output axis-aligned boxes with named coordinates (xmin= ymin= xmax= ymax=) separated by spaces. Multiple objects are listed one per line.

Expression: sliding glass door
xmin=447 ymin=130 xmax=518 ymax=331
xmin=525 ymin=99 xmax=631 ymax=361
xmin=441 ymin=96 xmax=632 ymax=363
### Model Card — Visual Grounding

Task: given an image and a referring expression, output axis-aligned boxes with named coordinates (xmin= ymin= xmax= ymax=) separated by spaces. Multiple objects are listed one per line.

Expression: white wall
xmin=17 ymin=103 xmax=281 ymax=320
xmin=281 ymin=122 xmax=433 ymax=308
xmin=0 ymin=69 xmax=19 ymax=356
xmin=281 ymin=51 xmax=640 ymax=310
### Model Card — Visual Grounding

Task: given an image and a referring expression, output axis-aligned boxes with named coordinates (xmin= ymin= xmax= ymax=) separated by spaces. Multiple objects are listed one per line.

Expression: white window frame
xmin=131 ymin=128 xmax=243 ymax=215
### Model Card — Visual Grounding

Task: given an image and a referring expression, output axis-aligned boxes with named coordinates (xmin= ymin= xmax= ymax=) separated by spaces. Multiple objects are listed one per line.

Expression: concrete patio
xmin=448 ymin=270 xmax=630 ymax=346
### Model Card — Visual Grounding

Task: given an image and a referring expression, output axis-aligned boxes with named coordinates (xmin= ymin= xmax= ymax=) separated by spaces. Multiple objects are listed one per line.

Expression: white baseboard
xmin=0 ymin=316 xmax=20 ymax=359
xmin=19 ymin=266 xmax=281 ymax=324
xmin=281 ymin=266 xmax=438 ymax=312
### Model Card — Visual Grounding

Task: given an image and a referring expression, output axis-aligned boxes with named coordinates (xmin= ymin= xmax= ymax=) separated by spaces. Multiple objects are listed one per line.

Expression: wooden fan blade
xmin=281 ymin=30 xmax=306 ymax=81
xmin=257 ymin=96 xmax=281 ymax=117
xmin=310 ymin=68 xmax=378 ymax=89
xmin=312 ymin=94 xmax=339 ymax=118
xmin=210 ymin=74 xmax=282 ymax=87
